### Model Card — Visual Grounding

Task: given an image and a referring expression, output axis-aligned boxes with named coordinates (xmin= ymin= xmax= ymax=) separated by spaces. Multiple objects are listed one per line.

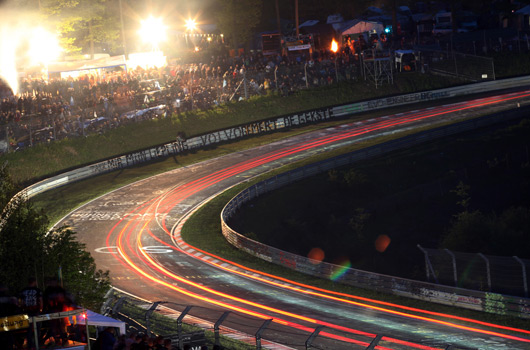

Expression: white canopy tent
xmin=339 ymin=20 xmax=385 ymax=37
xmin=76 ymin=309 xmax=126 ymax=335
xmin=47 ymin=55 xmax=127 ymax=75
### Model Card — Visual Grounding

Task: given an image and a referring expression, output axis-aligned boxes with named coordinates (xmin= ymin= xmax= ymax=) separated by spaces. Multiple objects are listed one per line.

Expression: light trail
xmin=104 ymin=91 xmax=530 ymax=348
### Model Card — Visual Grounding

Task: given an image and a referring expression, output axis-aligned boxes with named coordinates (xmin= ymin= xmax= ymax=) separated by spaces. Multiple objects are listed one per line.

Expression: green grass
xmin=6 ymin=73 xmax=462 ymax=185
xmin=35 ymin=89 xmax=480 ymax=224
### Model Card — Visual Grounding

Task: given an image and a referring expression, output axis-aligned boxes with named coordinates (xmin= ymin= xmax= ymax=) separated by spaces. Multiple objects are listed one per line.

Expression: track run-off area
xmin=58 ymin=90 xmax=530 ymax=349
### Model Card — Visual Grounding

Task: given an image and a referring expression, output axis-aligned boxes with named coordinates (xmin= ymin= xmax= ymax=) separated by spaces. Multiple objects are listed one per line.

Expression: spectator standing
xmin=0 ymin=283 xmax=21 ymax=349
xmin=43 ymin=277 xmax=72 ymax=345
xmin=18 ymin=277 xmax=43 ymax=349
xmin=96 ymin=327 xmax=116 ymax=350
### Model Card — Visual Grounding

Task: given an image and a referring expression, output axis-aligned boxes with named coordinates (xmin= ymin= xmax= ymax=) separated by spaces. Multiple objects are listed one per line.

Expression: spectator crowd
xmin=0 ymin=47 xmax=362 ymax=152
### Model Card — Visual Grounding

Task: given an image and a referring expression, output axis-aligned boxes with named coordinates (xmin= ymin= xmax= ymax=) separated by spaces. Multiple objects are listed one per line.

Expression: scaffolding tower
xmin=361 ymin=49 xmax=394 ymax=88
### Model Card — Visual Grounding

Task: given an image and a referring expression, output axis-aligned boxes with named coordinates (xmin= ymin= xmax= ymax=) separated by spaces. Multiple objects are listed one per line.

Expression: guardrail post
xmin=365 ymin=334 xmax=383 ymax=349
xmin=478 ymin=253 xmax=491 ymax=292
xmin=445 ymin=249 xmax=458 ymax=287
xmin=214 ymin=311 xmax=230 ymax=347
xmin=513 ymin=256 xmax=528 ymax=297
xmin=111 ymin=296 xmax=126 ymax=315
xmin=177 ymin=305 xmax=193 ymax=349
xmin=145 ymin=301 xmax=161 ymax=337
xmin=417 ymin=245 xmax=438 ymax=283
xmin=255 ymin=319 xmax=272 ymax=350
xmin=305 ymin=325 xmax=324 ymax=349
xmin=33 ymin=316 xmax=39 ymax=350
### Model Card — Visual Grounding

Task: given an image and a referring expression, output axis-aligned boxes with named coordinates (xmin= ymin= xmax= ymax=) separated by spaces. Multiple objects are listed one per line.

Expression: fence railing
xmin=418 ymin=246 xmax=529 ymax=298
xmin=102 ymin=288 xmax=478 ymax=350
xmin=220 ymin=109 xmax=530 ymax=319
xmin=421 ymin=49 xmax=495 ymax=81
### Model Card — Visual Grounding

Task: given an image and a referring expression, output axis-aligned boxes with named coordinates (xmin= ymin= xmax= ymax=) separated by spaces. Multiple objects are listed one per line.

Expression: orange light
xmin=375 ymin=234 xmax=391 ymax=252
xmin=331 ymin=39 xmax=338 ymax=53
xmin=308 ymin=247 xmax=325 ymax=263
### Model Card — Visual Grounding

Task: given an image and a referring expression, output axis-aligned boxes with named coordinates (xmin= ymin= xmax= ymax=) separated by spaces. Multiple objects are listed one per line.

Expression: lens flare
xmin=375 ymin=234 xmax=391 ymax=252
xmin=0 ymin=25 xmax=18 ymax=94
xmin=0 ymin=9 xmax=63 ymax=95
xmin=28 ymin=27 xmax=61 ymax=66
xmin=330 ymin=258 xmax=351 ymax=281
xmin=139 ymin=16 xmax=167 ymax=47
xmin=307 ymin=247 xmax=325 ymax=263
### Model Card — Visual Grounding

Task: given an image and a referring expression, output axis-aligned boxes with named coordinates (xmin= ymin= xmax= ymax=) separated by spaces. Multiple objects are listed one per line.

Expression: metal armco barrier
xmin=220 ymin=110 xmax=530 ymax=319
xmin=103 ymin=289 xmax=477 ymax=350
xmin=8 ymin=74 xmax=530 ymax=208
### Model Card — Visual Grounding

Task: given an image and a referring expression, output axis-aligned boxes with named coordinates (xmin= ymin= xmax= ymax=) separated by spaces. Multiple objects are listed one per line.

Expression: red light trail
xmin=103 ymin=91 xmax=530 ymax=349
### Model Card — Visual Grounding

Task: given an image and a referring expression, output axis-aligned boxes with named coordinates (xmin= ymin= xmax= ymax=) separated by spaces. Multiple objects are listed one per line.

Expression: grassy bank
xmin=5 ymin=73 xmax=460 ymax=184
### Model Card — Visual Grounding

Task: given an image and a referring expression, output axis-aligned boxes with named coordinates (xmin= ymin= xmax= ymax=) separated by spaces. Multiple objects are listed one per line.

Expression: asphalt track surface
xmin=58 ymin=91 xmax=530 ymax=350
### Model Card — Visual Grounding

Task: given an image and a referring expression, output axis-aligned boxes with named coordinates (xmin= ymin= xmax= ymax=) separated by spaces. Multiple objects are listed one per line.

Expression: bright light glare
xmin=128 ymin=51 xmax=167 ymax=69
xmin=0 ymin=26 xmax=19 ymax=94
xmin=185 ymin=19 xmax=196 ymax=31
xmin=29 ymin=27 xmax=61 ymax=65
xmin=139 ymin=16 xmax=167 ymax=46
xmin=330 ymin=39 xmax=338 ymax=53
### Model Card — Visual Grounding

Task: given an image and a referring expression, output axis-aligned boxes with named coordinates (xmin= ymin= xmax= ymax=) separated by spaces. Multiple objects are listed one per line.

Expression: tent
xmin=47 ymin=55 xmax=127 ymax=74
xmin=75 ymin=309 xmax=126 ymax=335
xmin=339 ymin=20 xmax=384 ymax=36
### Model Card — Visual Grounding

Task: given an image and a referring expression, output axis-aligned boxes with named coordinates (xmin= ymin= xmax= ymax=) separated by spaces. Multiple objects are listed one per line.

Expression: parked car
xmin=432 ymin=24 xmax=468 ymax=36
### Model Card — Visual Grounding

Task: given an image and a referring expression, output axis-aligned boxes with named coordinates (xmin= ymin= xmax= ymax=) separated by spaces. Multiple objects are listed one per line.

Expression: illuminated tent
xmin=47 ymin=55 xmax=127 ymax=77
xmin=75 ymin=309 xmax=126 ymax=335
xmin=339 ymin=20 xmax=384 ymax=37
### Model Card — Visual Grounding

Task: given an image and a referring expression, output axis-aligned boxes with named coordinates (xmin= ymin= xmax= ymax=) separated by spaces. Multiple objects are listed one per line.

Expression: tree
xmin=215 ymin=0 xmax=262 ymax=49
xmin=41 ymin=0 xmax=120 ymax=55
xmin=0 ymin=165 xmax=110 ymax=310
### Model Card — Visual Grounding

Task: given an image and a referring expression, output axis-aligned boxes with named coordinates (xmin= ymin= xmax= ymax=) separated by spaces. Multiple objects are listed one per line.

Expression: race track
xmin=57 ymin=91 xmax=530 ymax=349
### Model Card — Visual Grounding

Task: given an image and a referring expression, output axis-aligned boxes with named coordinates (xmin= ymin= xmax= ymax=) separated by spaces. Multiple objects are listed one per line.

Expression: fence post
xmin=477 ymin=253 xmax=491 ymax=292
xmin=214 ymin=311 xmax=230 ymax=348
xmin=305 ymin=325 xmax=324 ymax=349
xmin=365 ymin=334 xmax=383 ymax=349
xmin=445 ymin=249 xmax=458 ymax=287
xmin=417 ymin=245 xmax=438 ymax=283
xmin=29 ymin=115 xmax=33 ymax=147
xmin=274 ymin=66 xmax=278 ymax=91
xmin=513 ymin=256 xmax=528 ymax=298
xmin=255 ymin=319 xmax=272 ymax=350
xmin=145 ymin=301 xmax=161 ymax=337
xmin=177 ymin=305 xmax=193 ymax=349
xmin=111 ymin=297 xmax=126 ymax=315
xmin=304 ymin=63 xmax=309 ymax=88
xmin=243 ymin=70 xmax=248 ymax=100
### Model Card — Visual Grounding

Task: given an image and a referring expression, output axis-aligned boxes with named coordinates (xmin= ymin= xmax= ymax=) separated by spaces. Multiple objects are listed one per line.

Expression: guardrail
xmin=8 ymin=75 xmax=530 ymax=208
xmin=220 ymin=108 xmax=530 ymax=319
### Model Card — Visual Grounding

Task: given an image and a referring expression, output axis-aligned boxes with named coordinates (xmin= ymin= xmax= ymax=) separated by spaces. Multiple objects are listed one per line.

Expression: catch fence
xmin=421 ymin=49 xmax=495 ymax=82
xmin=418 ymin=246 xmax=529 ymax=298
